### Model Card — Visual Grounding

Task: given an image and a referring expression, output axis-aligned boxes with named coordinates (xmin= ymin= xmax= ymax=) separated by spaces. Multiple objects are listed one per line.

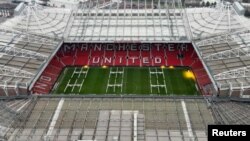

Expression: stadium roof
xmin=1 ymin=0 xmax=192 ymax=42
xmin=1 ymin=96 xmax=215 ymax=141
xmin=0 ymin=28 xmax=62 ymax=90
xmin=1 ymin=96 xmax=249 ymax=141
xmin=194 ymin=29 xmax=250 ymax=97
xmin=1 ymin=0 xmax=248 ymax=42
xmin=65 ymin=1 xmax=191 ymax=42
xmin=1 ymin=3 xmax=71 ymax=38
xmin=187 ymin=2 xmax=249 ymax=39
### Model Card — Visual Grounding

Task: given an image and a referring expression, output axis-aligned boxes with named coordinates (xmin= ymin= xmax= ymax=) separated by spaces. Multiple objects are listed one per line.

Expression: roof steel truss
xmin=214 ymin=66 xmax=250 ymax=80
xmin=204 ymin=45 xmax=250 ymax=61
xmin=67 ymin=0 xmax=189 ymax=41
xmin=0 ymin=65 xmax=34 ymax=79
xmin=0 ymin=45 xmax=48 ymax=60
xmin=196 ymin=29 xmax=250 ymax=46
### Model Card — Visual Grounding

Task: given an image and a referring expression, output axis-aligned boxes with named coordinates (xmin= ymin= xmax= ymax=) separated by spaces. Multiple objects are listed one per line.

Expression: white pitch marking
xmin=79 ymin=68 xmax=89 ymax=92
xmin=120 ymin=67 xmax=124 ymax=92
xmin=46 ymin=98 xmax=65 ymax=137
xmin=181 ymin=100 xmax=194 ymax=141
xmin=155 ymin=68 xmax=160 ymax=93
xmin=161 ymin=68 xmax=168 ymax=94
xmin=106 ymin=68 xmax=112 ymax=93
xmin=149 ymin=68 xmax=153 ymax=93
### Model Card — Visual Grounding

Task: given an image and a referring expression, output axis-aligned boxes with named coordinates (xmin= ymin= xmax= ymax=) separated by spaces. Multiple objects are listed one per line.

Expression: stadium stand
xmin=211 ymin=99 xmax=250 ymax=124
xmin=0 ymin=0 xmax=249 ymax=141
xmin=32 ymin=57 xmax=63 ymax=94
xmin=0 ymin=28 xmax=62 ymax=96
xmin=0 ymin=97 xmax=32 ymax=138
xmin=195 ymin=29 xmax=250 ymax=97
xmin=0 ymin=0 xmax=249 ymax=98
xmin=1 ymin=96 xmax=214 ymax=141
xmin=32 ymin=43 xmax=212 ymax=94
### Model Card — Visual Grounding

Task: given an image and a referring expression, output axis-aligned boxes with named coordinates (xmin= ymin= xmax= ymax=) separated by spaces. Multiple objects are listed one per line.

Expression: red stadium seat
xmin=32 ymin=43 xmax=212 ymax=95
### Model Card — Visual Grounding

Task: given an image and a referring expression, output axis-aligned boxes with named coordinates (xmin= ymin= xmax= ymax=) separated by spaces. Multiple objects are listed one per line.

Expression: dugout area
xmin=52 ymin=66 xmax=199 ymax=95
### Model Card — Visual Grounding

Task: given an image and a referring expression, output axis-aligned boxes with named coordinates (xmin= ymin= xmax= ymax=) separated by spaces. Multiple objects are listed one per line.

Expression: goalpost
xmin=149 ymin=67 xmax=168 ymax=94
xmin=63 ymin=67 xmax=89 ymax=93
xmin=106 ymin=67 xmax=124 ymax=93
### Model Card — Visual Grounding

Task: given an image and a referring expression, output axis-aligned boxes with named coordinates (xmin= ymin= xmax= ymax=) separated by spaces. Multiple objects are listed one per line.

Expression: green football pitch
xmin=52 ymin=67 xmax=200 ymax=95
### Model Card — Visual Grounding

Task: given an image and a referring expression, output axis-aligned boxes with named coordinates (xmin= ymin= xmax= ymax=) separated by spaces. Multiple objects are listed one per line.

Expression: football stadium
xmin=0 ymin=0 xmax=250 ymax=140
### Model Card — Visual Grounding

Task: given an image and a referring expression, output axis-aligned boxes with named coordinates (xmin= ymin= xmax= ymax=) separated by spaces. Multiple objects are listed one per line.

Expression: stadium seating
xmin=211 ymin=101 xmax=250 ymax=124
xmin=32 ymin=57 xmax=63 ymax=94
xmin=165 ymin=50 xmax=181 ymax=66
xmin=32 ymin=43 xmax=212 ymax=95
xmin=114 ymin=49 xmax=128 ymax=66
xmin=151 ymin=44 xmax=166 ymax=66
xmin=103 ymin=49 xmax=115 ymax=66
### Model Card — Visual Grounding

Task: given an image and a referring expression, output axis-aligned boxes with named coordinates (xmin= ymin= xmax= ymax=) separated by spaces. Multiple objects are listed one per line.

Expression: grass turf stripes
xmin=52 ymin=67 xmax=199 ymax=95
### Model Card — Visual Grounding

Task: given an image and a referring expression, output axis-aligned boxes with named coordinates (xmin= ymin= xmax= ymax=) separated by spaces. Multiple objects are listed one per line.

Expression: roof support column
xmin=229 ymin=82 xmax=233 ymax=97
xmin=15 ymin=81 xmax=19 ymax=96
xmin=3 ymin=83 xmax=9 ymax=96
xmin=240 ymin=83 xmax=244 ymax=97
